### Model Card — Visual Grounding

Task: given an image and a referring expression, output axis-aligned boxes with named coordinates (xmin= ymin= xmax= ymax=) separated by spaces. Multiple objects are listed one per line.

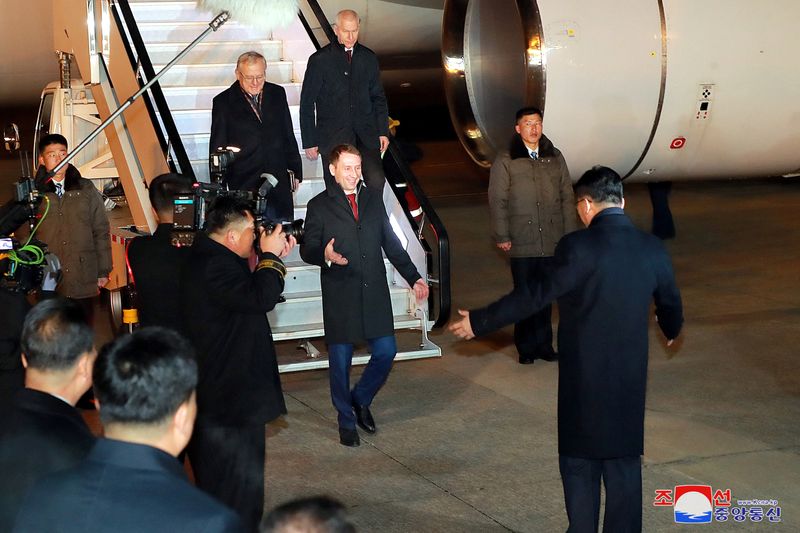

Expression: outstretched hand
xmin=324 ymin=238 xmax=348 ymax=266
xmin=448 ymin=309 xmax=475 ymax=340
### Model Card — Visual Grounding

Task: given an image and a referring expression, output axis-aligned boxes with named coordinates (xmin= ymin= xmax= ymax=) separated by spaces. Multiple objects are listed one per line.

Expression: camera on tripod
xmin=169 ymin=147 xmax=304 ymax=247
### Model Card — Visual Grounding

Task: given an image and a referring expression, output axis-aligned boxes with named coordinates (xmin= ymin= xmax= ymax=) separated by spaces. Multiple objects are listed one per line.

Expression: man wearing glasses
xmin=209 ymin=51 xmax=302 ymax=222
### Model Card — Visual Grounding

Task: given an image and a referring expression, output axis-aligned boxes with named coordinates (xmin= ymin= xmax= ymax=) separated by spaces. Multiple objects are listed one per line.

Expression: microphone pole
xmin=46 ymin=11 xmax=231 ymax=181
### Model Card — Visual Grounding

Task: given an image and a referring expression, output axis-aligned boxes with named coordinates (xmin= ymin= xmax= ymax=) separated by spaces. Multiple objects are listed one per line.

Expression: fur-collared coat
xmin=488 ymin=134 xmax=578 ymax=257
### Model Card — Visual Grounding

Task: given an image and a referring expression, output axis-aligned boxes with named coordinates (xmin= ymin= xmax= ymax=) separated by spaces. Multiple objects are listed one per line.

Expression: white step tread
xmin=278 ymin=341 xmax=442 ymax=373
xmin=272 ymin=313 xmax=426 ymax=341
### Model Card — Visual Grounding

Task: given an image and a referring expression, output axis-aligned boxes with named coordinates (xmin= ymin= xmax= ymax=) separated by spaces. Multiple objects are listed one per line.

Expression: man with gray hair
xmin=210 ymin=50 xmax=303 ymax=222
xmin=300 ymin=9 xmax=390 ymax=191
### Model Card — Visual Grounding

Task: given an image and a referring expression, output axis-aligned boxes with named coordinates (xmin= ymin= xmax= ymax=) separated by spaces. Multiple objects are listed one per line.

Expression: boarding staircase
xmin=114 ymin=0 xmax=448 ymax=371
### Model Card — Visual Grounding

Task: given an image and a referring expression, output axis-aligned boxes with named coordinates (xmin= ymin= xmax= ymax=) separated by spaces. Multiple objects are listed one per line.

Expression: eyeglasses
xmin=239 ymin=74 xmax=265 ymax=83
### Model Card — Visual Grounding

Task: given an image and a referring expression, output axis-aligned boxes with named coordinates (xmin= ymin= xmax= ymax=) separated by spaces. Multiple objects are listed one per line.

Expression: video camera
xmin=169 ymin=147 xmax=304 ymax=247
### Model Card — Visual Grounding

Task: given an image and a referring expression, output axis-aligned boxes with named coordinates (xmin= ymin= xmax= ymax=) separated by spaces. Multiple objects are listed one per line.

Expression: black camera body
xmin=169 ymin=148 xmax=304 ymax=247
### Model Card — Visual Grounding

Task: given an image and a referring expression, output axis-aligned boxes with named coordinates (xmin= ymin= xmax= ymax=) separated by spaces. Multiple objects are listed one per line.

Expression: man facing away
xmin=209 ymin=51 xmax=302 ymax=222
xmin=300 ymin=144 xmax=428 ymax=447
xmin=0 ymin=298 xmax=96 ymax=531
xmin=30 ymin=133 xmax=111 ymax=321
xmin=13 ymin=327 xmax=245 ymax=532
xmin=127 ymin=172 xmax=193 ymax=331
xmin=450 ymin=166 xmax=683 ymax=532
xmin=181 ymin=196 xmax=295 ymax=530
xmin=489 ymin=106 xmax=578 ymax=364
xmin=300 ymin=9 xmax=390 ymax=191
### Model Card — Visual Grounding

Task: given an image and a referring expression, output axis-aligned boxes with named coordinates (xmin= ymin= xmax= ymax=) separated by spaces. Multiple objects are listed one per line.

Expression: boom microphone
xmin=197 ymin=0 xmax=299 ymax=32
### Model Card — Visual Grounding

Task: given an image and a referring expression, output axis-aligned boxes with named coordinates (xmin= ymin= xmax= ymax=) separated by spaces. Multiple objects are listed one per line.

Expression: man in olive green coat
xmin=488 ymin=107 xmax=577 ymax=365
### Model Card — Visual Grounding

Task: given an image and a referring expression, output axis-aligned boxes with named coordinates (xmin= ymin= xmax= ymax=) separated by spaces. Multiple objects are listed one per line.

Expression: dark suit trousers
xmin=510 ymin=256 xmax=553 ymax=357
xmin=188 ymin=422 xmax=265 ymax=532
xmin=321 ymin=139 xmax=385 ymax=192
xmin=559 ymin=455 xmax=642 ymax=533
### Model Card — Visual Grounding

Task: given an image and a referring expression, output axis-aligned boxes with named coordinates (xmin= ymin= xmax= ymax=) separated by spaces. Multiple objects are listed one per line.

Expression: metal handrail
xmin=298 ymin=0 xmax=451 ymax=327
xmin=112 ymin=0 xmax=197 ymax=181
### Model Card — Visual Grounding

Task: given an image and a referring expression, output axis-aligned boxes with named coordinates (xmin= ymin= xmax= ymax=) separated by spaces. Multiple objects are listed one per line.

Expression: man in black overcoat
xmin=181 ymin=197 xmax=295 ymax=530
xmin=127 ymin=173 xmax=193 ymax=331
xmin=300 ymin=144 xmax=428 ymax=447
xmin=450 ymin=166 xmax=683 ymax=532
xmin=13 ymin=328 xmax=244 ymax=533
xmin=0 ymin=298 xmax=96 ymax=531
xmin=300 ymin=9 xmax=390 ymax=191
xmin=209 ymin=51 xmax=302 ymax=222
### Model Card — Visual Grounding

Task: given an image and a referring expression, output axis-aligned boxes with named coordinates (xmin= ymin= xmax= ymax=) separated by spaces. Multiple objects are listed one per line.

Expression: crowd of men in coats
xmin=0 ymin=6 xmax=684 ymax=532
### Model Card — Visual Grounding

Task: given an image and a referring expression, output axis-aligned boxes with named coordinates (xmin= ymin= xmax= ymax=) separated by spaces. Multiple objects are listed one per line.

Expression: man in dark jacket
xmin=209 ymin=51 xmax=302 ymax=222
xmin=13 ymin=327 xmax=244 ymax=533
xmin=181 ymin=196 xmax=295 ymax=530
xmin=300 ymin=9 xmax=390 ymax=191
xmin=127 ymin=172 xmax=193 ymax=331
xmin=450 ymin=166 xmax=683 ymax=532
xmin=300 ymin=144 xmax=428 ymax=447
xmin=489 ymin=107 xmax=578 ymax=364
xmin=0 ymin=298 xmax=96 ymax=531
xmin=29 ymin=134 xmax=111 ymax=321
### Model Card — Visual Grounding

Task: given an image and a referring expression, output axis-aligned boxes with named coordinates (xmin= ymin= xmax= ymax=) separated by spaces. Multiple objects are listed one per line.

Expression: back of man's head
xmin=261 ymin=496 xmax=355 ymax=533
xmin=205 ymin=195 xmax=253 ymax=236
xmin=38 ymin=133 xmax=69 ymax=153
xmin=574 ymin=165 xmax=624 ymax=205
xmin=21 ymin=298 xmax=93 ymax=372
xmin=93 ymin=327 xmax=197 ymax=429
xmin=148 ymin=173 xmax=193 ymax=220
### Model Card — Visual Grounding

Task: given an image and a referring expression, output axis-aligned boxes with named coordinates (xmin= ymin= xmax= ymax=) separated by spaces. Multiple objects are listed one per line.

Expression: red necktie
xmin=346 ymin=193 xmax=358 ymax=220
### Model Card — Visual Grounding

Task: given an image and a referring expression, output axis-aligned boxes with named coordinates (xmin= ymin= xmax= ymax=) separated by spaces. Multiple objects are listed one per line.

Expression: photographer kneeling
xmin=180 ymin=195 xmax=294 ymax=531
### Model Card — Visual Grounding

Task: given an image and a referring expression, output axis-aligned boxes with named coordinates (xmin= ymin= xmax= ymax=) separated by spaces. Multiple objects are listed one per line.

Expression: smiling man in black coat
xmin=300 ymin=9 xmax=390 ymax=191
xmin=301 ymin=144 xmax=428 ymax=447
xmin=181 ymin=196 xmax=295 ymax=530
xmin=209 ymin=51 xmax=302 ymax=222
xmin=451 ymin=166 xmax=683 ymax=533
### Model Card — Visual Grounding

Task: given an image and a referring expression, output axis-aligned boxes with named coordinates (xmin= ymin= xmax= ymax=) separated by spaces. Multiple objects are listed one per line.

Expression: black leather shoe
xmin=518 ymin=353 xmax=536 ymax=365
xmin=339 ymin=428 xmax=360 ymax=447
xmin=352 ymin=401 xmax=377 ymax=434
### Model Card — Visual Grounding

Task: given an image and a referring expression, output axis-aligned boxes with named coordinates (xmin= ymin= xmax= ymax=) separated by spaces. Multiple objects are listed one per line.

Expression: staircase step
xmin=282 ymin=257 xmax=396 ymax=294
xmin=271 ymin=313 xmax=425 ymax=342
xmin=162 ymin=83 xmax=302 ymax=110
xmin=162 ymin=105 xmax=301 ymax=134
xmin=130 ymin=1 xmax=214 ymax=23
xmin=144 ymin=40 xmax=282 ymax=65
xmin=137 ymin=21 xmax=269 ymax=43
xmin=188 ymin=153 xmax=321 ymax=184
xmin=267 ymin=287 xmax=415 ymax=330
xmin=277 ymin=338 xmax=443 ymax=373
xmin=181 ymin=130 xmax=303 ymax=161
xmin=154 ymin=61 xmax=294 ymax=87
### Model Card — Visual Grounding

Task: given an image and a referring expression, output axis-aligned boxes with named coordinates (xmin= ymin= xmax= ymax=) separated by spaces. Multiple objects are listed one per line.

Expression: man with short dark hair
xmin=301 ymin=144 xmax=428 ymax=447
xmin=13 ymin=327 xmax=245 ymax=532
xmin=128 ymin=172 xmax=193 ymax=330
xmin=29 ymin=133 xmax=111 ymax=321
xmin=261 ymin=496 xmax=355 ymax=533
xmin=209 ymin=51 xmax=302 ymax=222
xmin=181 ymin=196 xmax=295 ymax=529
xmin=300 ymin=9 xmax=390 ymax=191
xmin=0 ymin=298 xmax=95 ymax=531
xmin=488 ymin=106 xmax=577 ymax=364
xmin=451 ymin=166 xmax=683 ymax=532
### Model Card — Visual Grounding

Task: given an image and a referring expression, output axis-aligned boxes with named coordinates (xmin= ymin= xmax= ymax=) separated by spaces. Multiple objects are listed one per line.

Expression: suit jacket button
xmin=364 ymin=283 xmax=368 ymax=287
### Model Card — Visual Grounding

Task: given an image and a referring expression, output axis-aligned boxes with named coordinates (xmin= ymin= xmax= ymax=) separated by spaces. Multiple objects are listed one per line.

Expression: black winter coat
xmin=180 ymin=232 xmax=287 ymax=426
xmin=209 ymin=82 xmax=302 ymax=220
xmin=300 ymin=185 xmax=421 ymax=344
xmin=471 ymin=209 xmax=683 ymax=458
xmin=0 ymin=389 xmax=95 ymax=531
xmin=299 ymin=42 xmax=389 ymax=153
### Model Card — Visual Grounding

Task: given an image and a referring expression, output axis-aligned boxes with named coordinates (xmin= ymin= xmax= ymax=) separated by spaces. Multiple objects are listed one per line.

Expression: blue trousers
xmin=328 ymin=335 xmax=397 ymax=429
